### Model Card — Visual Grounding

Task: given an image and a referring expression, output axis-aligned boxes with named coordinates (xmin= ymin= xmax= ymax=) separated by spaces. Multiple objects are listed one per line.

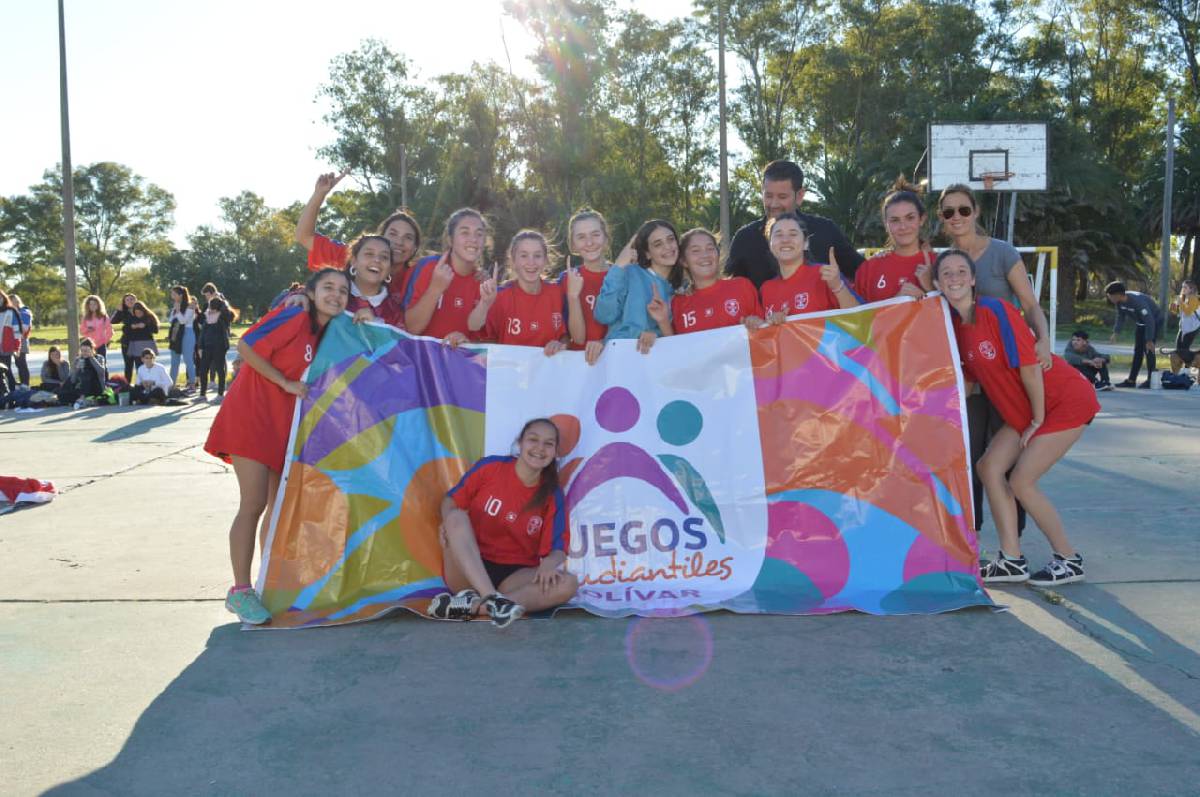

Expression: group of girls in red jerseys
xmin=206 ymin=172 xmax=1097 ymax=626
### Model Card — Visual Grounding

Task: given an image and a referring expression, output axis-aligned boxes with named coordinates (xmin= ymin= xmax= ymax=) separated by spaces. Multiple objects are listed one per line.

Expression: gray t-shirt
xmin=973 ymin=239 xmax=1021 ymax=306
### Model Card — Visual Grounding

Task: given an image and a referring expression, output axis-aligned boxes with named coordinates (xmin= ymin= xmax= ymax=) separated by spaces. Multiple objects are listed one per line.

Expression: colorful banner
xmin=256 ymin=297 xmax=992 ymax=628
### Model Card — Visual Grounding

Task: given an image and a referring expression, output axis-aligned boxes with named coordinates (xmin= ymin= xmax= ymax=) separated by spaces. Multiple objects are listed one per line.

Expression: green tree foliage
xmin=5 ymin=0 xmax=1194 ymax=328
xmin=0 ymin=162 xmax=174 ymax=305
xmin=152 ymin=192 xmax=307 ymax=320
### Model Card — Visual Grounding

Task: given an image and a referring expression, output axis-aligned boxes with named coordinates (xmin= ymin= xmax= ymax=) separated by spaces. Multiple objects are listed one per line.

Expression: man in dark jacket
xmin=1106 ymin=281 xmax=1165 ymax=388
xmin=724 ymin=160 xmax=864 ymax=288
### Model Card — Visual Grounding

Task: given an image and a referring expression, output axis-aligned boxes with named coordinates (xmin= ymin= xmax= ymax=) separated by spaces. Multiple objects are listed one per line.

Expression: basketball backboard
xmin=928 ymin=122 xmax=1048 ymax=191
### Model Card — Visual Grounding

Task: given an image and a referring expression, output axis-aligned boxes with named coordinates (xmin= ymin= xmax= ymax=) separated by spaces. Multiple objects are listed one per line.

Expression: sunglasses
xmin=940 ymin=205 xmax=973 ymax=220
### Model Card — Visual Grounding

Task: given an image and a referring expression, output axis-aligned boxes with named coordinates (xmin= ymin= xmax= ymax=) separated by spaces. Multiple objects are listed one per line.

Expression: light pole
xmin=718 ymin=0 xmax=730 ymax=261
xmin=59 ymin=0 xmax=80 ymax=361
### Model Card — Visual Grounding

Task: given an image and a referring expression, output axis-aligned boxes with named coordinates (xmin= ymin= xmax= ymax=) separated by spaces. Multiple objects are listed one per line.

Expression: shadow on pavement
xmin=91 ymin=405 xmax=211 ymax=443
xmin=44 ymin=607 xmax=1199 ymax=796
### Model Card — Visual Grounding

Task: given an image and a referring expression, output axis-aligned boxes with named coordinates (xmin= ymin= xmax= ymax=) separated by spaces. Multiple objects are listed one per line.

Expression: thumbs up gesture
xmin=819 ymin=248 xmax=842 ymax=291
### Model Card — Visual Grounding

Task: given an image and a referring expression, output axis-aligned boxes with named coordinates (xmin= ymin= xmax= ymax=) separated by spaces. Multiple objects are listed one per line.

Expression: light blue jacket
xmin=594 ymin=264 xmax=674 ymax=341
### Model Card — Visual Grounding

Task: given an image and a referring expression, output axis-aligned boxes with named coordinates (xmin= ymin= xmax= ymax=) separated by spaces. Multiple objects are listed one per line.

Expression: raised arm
xmin=404 ymin=254 xmax=454 ymax=335
xmin=295 ymin=171 xmax=347 ymax=250
xmin=565 ymin=268 xmax=586 ymax=345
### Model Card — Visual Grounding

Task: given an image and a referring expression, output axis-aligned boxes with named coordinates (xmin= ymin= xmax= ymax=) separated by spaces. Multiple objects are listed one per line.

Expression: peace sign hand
xmin=646 ymin=282 xmax=669 ymax=324
xmin=314 ymin=170 xmax=348 ymax=196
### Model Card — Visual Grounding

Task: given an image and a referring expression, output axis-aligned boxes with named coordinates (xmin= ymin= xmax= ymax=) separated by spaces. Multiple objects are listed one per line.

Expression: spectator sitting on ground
xmin=59 ymin=338 xmax=108 ymax=407
xmin=39 ymin=346 xmax=72 ymax=391
xmin=1062 ymin=330 xmax=1113 ymax=391
xmin=131 ymin=348 xmax=172 ymax=405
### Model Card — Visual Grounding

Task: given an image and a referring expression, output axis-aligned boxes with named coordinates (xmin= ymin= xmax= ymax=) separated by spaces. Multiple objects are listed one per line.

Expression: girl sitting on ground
xmin=132 ymin=348 xmax=173 ymax=405
xmin=429 ymin=418 xmax=577 ymax=628
xmin=39 ymin=346 xmax=71 ymax=391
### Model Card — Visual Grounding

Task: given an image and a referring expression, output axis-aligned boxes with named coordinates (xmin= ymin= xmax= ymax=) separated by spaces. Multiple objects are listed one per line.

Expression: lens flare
xmin=624 ymin=615 xmax=714 ymax=692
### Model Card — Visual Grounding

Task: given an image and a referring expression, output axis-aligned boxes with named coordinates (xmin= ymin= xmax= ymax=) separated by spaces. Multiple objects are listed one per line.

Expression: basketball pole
xmin=1006 ymin=191 xmax=1017 ymax=245
xmin=1159 ymin=97 xmax=1175 ymax=312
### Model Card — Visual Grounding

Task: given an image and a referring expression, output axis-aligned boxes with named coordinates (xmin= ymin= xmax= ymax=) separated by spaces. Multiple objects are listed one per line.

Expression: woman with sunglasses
xmin=939 ymin=184 xmax=1050 ymax=538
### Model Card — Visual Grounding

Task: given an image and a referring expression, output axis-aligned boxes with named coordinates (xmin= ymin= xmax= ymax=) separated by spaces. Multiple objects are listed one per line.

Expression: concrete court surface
xmin=1 ymin=388 xmax=1198 ymax=796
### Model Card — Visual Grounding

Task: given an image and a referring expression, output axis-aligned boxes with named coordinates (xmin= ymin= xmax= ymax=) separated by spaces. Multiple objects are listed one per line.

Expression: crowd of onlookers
xmin=0 ymin=282 xmax=241 ymax=410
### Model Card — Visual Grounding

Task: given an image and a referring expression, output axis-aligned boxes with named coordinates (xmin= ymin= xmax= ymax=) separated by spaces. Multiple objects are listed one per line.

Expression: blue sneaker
xmin=225 ymin=588 xmax=271 ymax=625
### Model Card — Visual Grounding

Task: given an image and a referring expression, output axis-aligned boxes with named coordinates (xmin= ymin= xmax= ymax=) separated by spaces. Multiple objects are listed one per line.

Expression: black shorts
xmin=483 ymin=559 xmax=528 ymax=590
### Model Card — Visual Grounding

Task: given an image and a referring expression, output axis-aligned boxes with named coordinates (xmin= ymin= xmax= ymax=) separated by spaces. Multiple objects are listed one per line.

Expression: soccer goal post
xmin=857 ymin=246 xmax=1059 ymax=344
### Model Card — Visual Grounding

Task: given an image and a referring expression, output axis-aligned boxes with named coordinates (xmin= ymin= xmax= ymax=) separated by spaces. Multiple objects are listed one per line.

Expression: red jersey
xmin=308 ymin=233 xmax=410 ymax=298
xmin=448 ymin=456 xmax=569 ymax=567
xmin=346 ymin=286 xmax=405 ymax=328
xmin=402 ymin=254 xmax=483 ymax=339
xmin=954 ymin=297 xmax=1099 ymax=436
xmin=854 ymin=250 xmax=927 ymax=303
xmin=672 ymin=277 xmax=763 ymax=333
xmin=483 ymin=280 xmax=567 ymax=346
xmin=759 ymin=263 xmax=844 ymax=316
xmin=204 ymin=306 xmax=321 ymax=473
xmin=570 ymin=267 xmax=610 ymax=346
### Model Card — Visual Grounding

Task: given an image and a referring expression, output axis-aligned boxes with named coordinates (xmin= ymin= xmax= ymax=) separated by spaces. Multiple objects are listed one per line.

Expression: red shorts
xmin=1035 ymin=377 xmax=1100 ymax=437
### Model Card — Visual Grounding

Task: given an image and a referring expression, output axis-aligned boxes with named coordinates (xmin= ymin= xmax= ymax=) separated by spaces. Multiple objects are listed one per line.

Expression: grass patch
xmin=29 ymin=323 xmax=251 ymax=348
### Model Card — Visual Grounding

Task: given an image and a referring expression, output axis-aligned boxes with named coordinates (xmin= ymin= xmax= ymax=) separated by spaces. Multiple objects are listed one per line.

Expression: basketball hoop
xmin=980 ymin=171 xmax=1015 ymax=191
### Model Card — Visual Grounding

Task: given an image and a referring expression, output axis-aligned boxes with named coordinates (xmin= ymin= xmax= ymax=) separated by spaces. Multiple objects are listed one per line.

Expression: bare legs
xmin=439 ymin=522 xmax=578 ymax=613
xmin=229 ymin=456 xmax=280 ymax=585
xmin=977 ymin=425 xmax=1084 ymax=558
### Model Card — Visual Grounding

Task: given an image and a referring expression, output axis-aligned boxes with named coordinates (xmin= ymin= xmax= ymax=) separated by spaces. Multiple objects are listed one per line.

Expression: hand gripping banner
xmin=256 ymin=297 xmax=992 ymax=628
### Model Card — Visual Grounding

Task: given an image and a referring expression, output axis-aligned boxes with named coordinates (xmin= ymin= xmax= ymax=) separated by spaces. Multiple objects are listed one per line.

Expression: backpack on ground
xmin=1161 ymin=371 xmax=1195 ymax=390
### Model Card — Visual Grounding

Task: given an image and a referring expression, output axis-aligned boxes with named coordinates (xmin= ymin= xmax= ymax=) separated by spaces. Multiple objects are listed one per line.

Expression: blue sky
xmin=1 ymin=0 xmax=697 ymax=246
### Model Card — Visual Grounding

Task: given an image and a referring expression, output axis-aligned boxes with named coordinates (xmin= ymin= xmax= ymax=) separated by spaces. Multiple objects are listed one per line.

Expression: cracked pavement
xmin=1 ymin=389 xmax=1197 ymax=795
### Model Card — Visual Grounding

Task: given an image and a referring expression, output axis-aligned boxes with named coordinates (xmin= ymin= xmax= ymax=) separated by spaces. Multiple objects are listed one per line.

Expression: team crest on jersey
xmin=724 ymin=299 xmax=740 ymax=317
xmin=551 ymin=312 xmax=563 ymax=329
xmin=453 ymin=297 xmax=464 ymax=308
xmin=978 ymin=341 xmax=997 ymax=360
xmin=504 ymin=510 xmax=518 ymax=523
xmin=526 ymin=516 xmax=543 ymax=536
xmin=794 ymin=292 xmax=809 ymax=310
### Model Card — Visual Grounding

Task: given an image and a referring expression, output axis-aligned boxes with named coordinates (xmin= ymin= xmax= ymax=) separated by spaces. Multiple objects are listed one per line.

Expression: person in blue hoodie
xmin=592 ymin=219 xmax=681 ymax=361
